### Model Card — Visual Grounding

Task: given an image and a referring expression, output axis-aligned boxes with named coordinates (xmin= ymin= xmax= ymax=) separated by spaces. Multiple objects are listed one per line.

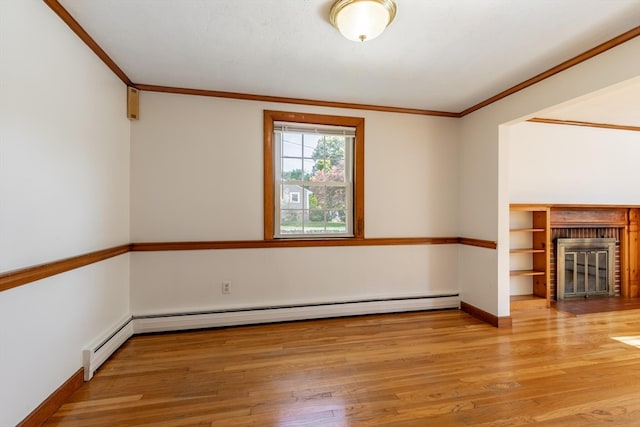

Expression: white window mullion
xmin=301 ymin=133 xmax=307 ymax=234
xmin=345 ymin=135 xmax=354 ymax=235
xmin=274 ymin=130 xmax=283 ymax=233
xmin=274 ymin=124 xmax=355 ymax=238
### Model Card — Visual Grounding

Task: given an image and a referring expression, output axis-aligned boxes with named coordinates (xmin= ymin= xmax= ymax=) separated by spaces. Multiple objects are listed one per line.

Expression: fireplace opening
xmin=556 ymin=238 xmax=616 ymax=300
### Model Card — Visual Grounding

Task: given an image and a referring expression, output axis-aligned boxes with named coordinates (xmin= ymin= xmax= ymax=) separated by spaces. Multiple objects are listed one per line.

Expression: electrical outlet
xmin=221 ymin=280 xmax=231 ymax=294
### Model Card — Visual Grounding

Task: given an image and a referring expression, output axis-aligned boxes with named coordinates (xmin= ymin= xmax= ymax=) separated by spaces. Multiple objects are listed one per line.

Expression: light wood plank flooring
xmin=45 ymin=306 xmax=640 ymax=426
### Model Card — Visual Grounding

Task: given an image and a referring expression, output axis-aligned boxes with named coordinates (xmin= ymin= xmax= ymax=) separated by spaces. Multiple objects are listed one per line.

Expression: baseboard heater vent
xmin=83 ymin=316 xmax=134 ymax=381
xmin=133 ymin=294 xmax=460 ymax=334
xmin=84 ymin=295 xmax=459 ymax=380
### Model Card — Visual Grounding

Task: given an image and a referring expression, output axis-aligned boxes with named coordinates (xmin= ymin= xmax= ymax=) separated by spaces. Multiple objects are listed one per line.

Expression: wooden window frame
xmin=264 ymin=110 xmax=364 ymax=241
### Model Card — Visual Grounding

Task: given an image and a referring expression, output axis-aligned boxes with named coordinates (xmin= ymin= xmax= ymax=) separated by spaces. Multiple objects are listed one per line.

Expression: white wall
xmin=458 ymin=36 xmax=640 ymax=316
xmin=130 ymin=92 xmax=460 ymax=314
xmin=0 ymin=2 xmax=131 ymax=425
xmin=509 ymin=121 xmax=640 ymax=203
xmin=132 ymin=246 xmax=459 ymax=315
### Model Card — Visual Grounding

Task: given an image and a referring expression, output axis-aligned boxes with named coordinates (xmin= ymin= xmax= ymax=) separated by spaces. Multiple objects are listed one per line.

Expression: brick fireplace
xmin=549 ymin=208 xmax=638 ymax=301
xmin=555 ymin=235 xmax=618 ymax=300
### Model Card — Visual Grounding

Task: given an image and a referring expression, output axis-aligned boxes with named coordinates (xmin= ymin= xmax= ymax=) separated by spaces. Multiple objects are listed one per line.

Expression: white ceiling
xmin=59 ymin=0 xmax=640 ymax=121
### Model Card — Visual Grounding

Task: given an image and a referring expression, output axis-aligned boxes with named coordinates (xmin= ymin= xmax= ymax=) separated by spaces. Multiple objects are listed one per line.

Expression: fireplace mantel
xmin=550 ymin=208 xmax=628 ymax=228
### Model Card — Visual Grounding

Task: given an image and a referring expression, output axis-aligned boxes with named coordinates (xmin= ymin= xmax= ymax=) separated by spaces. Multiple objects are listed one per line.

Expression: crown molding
xmin=528 ymin=117 xmax=640 ymax=132
xmin=134 ymin=84 xmax=458 ymax=117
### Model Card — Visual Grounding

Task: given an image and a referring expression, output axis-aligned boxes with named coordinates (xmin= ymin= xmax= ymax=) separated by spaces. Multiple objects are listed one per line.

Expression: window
xmin=264 ymin=111 xmax=364 ymax=240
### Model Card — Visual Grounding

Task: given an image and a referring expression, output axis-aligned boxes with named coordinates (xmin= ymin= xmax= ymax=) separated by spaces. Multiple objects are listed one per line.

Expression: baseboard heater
xmin=83 ymin=315 xmax=134 ymax=380
xmin=84 ymin=294 xmax=459 ymax=380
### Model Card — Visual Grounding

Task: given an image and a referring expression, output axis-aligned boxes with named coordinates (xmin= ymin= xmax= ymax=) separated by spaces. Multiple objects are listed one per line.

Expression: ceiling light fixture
xmin=330 ymin=0 xmax=397 ymax=42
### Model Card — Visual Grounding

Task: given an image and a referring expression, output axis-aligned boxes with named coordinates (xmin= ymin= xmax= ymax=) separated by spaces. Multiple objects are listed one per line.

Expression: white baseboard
xmin=133 ymin=295 xmax=460 ymax=334
xmin=84 ymin=295 xmax=459 ymax=379
xmin=83 ymin=316 xmax=134 ymax=381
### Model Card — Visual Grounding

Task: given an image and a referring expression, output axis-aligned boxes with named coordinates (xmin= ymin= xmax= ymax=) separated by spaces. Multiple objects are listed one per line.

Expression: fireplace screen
xmin=556 ymin=238 xmax=616 ymax=300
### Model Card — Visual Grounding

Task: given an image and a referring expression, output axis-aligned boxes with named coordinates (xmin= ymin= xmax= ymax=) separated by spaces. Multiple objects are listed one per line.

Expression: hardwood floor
xmin=554 ymin=296 xmax=640 ymax=315
xmin=45 ymin=306 xmax=640 ymax=426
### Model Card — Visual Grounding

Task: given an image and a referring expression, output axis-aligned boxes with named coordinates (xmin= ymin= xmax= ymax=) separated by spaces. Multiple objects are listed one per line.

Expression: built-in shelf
xmin=510 ymin=248 xmax=545 ymax=254
xmin=510 ymin=294 xmax=547 ymax=310
xmin=510 ymin=269 xmax=545 ymax=277
xmin=509 ymin=205 xmax=551 ymax=309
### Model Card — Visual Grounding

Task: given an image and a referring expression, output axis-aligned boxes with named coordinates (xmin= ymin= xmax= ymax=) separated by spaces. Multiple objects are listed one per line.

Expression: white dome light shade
xmin=330 ymin=0 xmax=397 ymax=42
